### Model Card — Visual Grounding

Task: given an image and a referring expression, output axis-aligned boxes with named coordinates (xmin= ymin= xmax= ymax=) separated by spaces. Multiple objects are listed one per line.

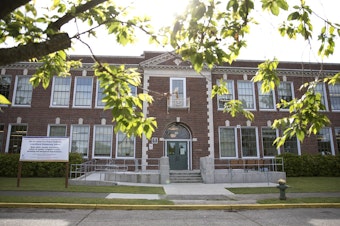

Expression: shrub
xmin=0 ymin=153 xmax=83 ymax=177
xmin=279 ymin=153 xmax=340 ymax=177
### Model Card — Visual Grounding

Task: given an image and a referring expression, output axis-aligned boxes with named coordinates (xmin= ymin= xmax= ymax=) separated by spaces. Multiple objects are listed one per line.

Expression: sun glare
xmin=127 ymin=0 xmax=190 ymax=28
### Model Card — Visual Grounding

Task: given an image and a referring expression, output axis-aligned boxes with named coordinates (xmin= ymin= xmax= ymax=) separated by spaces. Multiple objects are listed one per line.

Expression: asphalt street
xmin=1 ymin=208 xmax=340 ymax=226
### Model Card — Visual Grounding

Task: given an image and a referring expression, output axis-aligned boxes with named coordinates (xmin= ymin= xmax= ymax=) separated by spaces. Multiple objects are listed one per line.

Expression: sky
xmin=35 ymin=0 xmax=340 ymax=64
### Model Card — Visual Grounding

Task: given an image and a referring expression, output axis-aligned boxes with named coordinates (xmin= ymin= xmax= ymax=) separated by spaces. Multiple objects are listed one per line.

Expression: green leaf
xmin=0 ymin=94 xmax=11 ymax=105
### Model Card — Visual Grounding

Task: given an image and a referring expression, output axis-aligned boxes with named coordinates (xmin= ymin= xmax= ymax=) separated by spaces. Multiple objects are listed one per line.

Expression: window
xmin=219 ymin=127 xmax=237 ymax=158
xmin=73 ymin=77 xmax=93 ymax=108
xmin=258 ymin=82 xmax=275 ymax=110
xmin=0 ymin=75 xmax=11 ymax=104
xmin=13 ymin=76 xmax=33 ymax=106
xmin=329 ymin=84 xmax=340 ymax=111
xmin=262 ymin=128 xmax=278 ymax=157
xmin=282 ymin=135 xmax=299 ymax=155
xmin=116 ymin=131 xmax=135 ymax=158
xmin=93 ymin=125 xmax=113 ymax=158
xmin=170 ymin=78 xmax=186 ymax=107
xmin=237 ymin=81 xmax=255 ymax=110
xmin=0 ymin=124 xmax=4 ymax=152
xmin=315 ymin=83 xmax=328 ymax=110
xmin=7 ymin=124 xmax=27 ymax=153
xmin=71 ymin=125 xmax=90 ymax=158
xmin=96 ymin=80 xmax=105 ymax=108
xmin=241 ymin=128 xmax=258 ymax=157
xmin=51 ymin=76 xmax=71 ymax=107
xmin=217 ymin=80 xmax=234 ymax=110
xmin=317 ymin=128 xmax=334 ymax=155
xmin=335 ymin=128 xmax=340 ymax=154
xmin=48 ymin=125 xmax=67 ymax=137
xmin=278 ymin=82 xmax=294 ymax=109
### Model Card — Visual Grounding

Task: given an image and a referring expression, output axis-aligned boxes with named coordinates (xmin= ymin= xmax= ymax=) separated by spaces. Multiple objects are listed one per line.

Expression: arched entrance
xmin=164 ymin=123 xmax=192 ymax=170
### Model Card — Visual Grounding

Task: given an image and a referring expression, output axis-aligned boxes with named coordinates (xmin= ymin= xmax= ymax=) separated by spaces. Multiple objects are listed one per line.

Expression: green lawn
xmin=228 ymin=177 xmax=340 ymax=194
xmin=0 ymin=177 xmax=165 ymax=194
xmin=0 ymin=177 xmax=170 ymax=205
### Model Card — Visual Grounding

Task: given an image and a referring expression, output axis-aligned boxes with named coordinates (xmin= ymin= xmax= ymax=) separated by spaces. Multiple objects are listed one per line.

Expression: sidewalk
xmin=1 ymin=182 xmax=340 ymax=206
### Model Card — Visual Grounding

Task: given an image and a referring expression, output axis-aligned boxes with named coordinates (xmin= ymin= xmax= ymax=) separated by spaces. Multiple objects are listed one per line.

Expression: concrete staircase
xmin=169 ymin=170 xmax=203 ymax=183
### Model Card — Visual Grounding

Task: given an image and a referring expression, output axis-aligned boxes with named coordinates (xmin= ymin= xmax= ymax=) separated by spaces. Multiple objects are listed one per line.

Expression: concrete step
xmin=169 ymin=170 xmax=203 ymax=183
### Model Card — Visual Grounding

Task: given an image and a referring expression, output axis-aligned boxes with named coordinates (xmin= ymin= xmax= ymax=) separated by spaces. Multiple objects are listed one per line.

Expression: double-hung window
xmin=0 ymin=124 xmax=4 ymax=152
xmin=283 ymin=135 xmax=300 ymax=155
xmin=93 ymin=125 xmax=113 ymax=158
xmin=13 ymin=76 xmax=33 ymax=106
xmin=315 ymin=83 xmax=328 ymax=110
xmin=217 ymin=80 xmax=234 ymax=110
xmin=241 ymin=127 xmax=259 ymax=157
xmin=0 ymin=75 xmax=11 ymax=105
xmin=317 ymin=128 xmax=334 ymax=155
xmin=262 ymin=127 xmax=278 ymax=157
xmin=96 ymin=80 xmax=105 ymax=108
xmin=278 ymin=82 xmax=294 ymax=109
xmin=51 ymin=76 xmax=71 ymax=107
xmin=6 ymin=124 xmax=27 ymax=153
xmin=48 ymin=125 xmax=67 ymax=137
xmin=329 ymin=84 xmax=340 ymax=111
xmin=170 ymin=78 xmax=186 ymax=108
xmin=71 ymin=125 xmax=90 ymax=158
xmin=335 ymin=128 xmax=340 ymax=154
xmin=258 ymin=82 xmax=275 ymax=110
xmin=73 ymin=77 xmax=93 ymax=108
xmin=237 ymin=81 xmax=255 ymax=110
xmin=116 ymin=131 xmax=135 ymax=158
xmin=219 ymin=127 xmax=237 ymax=158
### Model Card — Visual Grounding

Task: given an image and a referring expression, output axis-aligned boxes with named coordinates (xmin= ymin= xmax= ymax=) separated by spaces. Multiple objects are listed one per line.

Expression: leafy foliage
xmin=0 ymin=153 xmax=83 ymax=177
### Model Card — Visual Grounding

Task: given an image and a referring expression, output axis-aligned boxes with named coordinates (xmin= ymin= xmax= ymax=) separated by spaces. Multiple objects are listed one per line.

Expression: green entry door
xmin=167 ymin=141 xmax=188 ymax=170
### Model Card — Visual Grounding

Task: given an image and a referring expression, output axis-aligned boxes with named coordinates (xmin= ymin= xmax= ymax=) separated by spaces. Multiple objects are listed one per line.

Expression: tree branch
xmin=0 ymin=0 xmax=30 ymax=20
xmin=48 ymin=0 xmax=108 ymax=32
xmin=0 ymin=33 xmax=71 ymax=66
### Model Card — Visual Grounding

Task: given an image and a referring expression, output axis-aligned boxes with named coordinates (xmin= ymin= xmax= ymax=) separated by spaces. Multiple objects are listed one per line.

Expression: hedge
xmin=279 ymin=153 xmax=340 ymax=177
xmin=0 ymin=153 xmax=83 ymax=177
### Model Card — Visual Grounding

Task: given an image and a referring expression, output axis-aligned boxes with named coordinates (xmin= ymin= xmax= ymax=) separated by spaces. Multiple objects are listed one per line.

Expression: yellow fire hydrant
xmin=277 ymin=179 xmax=289 ymax=200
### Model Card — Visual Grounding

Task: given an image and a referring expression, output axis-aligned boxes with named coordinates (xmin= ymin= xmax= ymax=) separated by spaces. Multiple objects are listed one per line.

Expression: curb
xmin=1 ymin=202 xmax=340 ymax=210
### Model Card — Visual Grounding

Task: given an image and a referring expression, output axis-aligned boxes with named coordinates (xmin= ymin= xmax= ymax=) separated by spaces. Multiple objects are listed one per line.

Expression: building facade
xmin=0 ymin=51 xmax=339 ymax=173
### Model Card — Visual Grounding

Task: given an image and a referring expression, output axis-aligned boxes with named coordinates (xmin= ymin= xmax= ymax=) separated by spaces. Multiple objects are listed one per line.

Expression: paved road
xmin=0 ymin=208 xmax=340 ymax=226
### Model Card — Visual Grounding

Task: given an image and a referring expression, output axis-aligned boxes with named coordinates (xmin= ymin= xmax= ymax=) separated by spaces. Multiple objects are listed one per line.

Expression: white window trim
xmin=261 ymin=127 xmax=279 ymax=158
xmin=217 ymin=80 xmax=234 ymax=111
xmin=278 ymin=81 xmax=295 ymax=112
xmin=318 ymin=127 xmax=335 ymax=156
xmin=47 ymin=124 xmax=67 ymax=137
xmin=258 ymin=82 xmax=276 ymax=111
xmin=218 ymin=126 xmax=238 ymax=159
xmin=0 ymin=75 xmax=12 ymax=107
xmin=170 ymin=77 xmax=186 ymax=107
xmin=5 ymin=123 xmax=28 ymax=153
xmin=70 ymin=125 xmax=90 ymax=158
xmin=92 ymin=125 xmax=113 ymax=159
xmin=237 ymin=81 xmax=256 ymax=111
xmin=50 ymin=76 xmax=71 ymax=108
xmin=240 ymin=127 xmax=259 ymax=158
xmin=316 ymin=83 xmax=329 ymax=111
xmin=95 ymin=79 xmax=105 ymax=109
xmin=281 ymin=135 xmax=301 ymax=155
xmin=115 ymin=132 xmax=136 ymax=159
xmin=329 ymin=84 xmax=340 ymax=112
xmin=72 ymin=76 xmax=93 ymax=108
xmin=12 ymin=75 xmax=32 ymax=107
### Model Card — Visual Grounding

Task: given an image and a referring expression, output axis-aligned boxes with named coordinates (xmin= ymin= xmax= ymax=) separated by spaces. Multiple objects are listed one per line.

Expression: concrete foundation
xmin=214 ymin=169 xmax=286 ymax=184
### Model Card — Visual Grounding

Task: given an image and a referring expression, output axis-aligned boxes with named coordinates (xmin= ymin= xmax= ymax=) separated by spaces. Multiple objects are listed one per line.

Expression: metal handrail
xmin=214 ymin=157 xmax=284 ymax=172
xmin=69 ymin=158 xmax=160 ymax=179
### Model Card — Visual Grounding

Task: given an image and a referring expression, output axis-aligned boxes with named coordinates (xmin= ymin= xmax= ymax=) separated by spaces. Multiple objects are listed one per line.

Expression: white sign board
xmin=20 ymin=137 xmax=69 ymax=162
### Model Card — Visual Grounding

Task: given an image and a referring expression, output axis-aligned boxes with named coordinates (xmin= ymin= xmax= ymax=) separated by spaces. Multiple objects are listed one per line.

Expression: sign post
xmin=17 ymin=137 xmax=70 ymax=188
